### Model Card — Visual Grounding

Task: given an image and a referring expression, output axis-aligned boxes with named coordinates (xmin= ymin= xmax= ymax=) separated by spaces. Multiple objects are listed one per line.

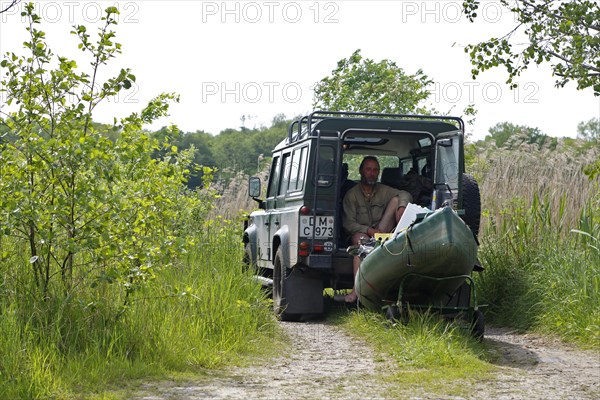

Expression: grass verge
xmin=330 ymin=307 xmax=495 ymax=399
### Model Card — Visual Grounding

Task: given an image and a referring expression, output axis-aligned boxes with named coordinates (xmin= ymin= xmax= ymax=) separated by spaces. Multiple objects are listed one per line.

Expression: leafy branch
xmin=463 ymin=0 xmax=600 ymax=95
xmin=0 ymin=3 xmax=196 ymax=313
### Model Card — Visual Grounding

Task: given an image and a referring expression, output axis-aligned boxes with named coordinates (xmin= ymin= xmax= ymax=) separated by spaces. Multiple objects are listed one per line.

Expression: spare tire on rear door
xmin=461 ymin=174 xmax=481 ymax=239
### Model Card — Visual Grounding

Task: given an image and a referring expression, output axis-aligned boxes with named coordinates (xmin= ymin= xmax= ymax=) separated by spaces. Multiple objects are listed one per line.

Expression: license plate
xmin=300 ymin=216 xmax=334 ymax=238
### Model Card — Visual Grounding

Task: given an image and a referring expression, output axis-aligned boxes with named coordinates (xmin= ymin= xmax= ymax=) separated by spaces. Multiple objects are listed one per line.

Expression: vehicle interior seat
xmin=380 ymin=167 xmax=403 ymax=190
xmin=339 ymin=163 xmax=356 ymax=247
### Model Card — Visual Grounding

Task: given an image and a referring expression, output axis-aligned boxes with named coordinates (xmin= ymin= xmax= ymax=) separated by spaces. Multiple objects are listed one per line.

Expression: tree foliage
xmin=166 ymin=114 xmax=289 ymax=188
xmin=484 ymin=121 xmax=556 ymax=150
xmin=577 ymin=117 xmax=599 ymax=142
xmin=463 ymin=0 xmax=600 ymax=95
xmin=0 ymin=4 xmax=200 ymax=305
xmin=574 ymin=118 xmax=599 ymax=180
xmin=312 ymin=49 xmax=432 ymax=114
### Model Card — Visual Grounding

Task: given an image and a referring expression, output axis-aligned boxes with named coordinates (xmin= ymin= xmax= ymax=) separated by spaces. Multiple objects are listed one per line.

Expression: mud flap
xmin=283 ymin=267 xmax=324 ymax=315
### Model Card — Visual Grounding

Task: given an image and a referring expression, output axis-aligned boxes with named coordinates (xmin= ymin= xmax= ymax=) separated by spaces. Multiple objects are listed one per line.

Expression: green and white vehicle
xmin=243 ymin=111 xmax=481 ymax=321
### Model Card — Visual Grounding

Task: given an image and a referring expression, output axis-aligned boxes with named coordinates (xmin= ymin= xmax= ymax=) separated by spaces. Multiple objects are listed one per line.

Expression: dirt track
xmin=134 ymin=320 xmax=599 ymax=400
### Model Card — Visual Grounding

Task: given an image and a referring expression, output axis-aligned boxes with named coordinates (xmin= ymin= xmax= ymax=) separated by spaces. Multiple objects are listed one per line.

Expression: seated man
xmin=337 ymin=156 xmax=412 ymax=303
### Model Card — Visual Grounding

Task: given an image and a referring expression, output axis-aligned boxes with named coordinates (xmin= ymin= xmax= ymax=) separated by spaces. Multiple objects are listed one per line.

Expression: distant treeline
xmin=2 ymin=116 xmax=596 ymax=190
xmin=0 ymin=114 xmax=290 ymax=189
xmin=151 ymin=114 xmax=292 ymax=188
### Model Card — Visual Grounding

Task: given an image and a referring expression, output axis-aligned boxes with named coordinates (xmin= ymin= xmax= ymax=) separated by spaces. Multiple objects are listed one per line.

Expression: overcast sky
xmin=1 ymin=0 xmax=598 ymax=140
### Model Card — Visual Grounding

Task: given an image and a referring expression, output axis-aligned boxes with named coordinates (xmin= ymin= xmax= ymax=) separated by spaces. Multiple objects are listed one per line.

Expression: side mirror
xmin=248 ymin=177 xmax=261 ymax=198
xmin=248 ymin=176 xmax=265 ymax=209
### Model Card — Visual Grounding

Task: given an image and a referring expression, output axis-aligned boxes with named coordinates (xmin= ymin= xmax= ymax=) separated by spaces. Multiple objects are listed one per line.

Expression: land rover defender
xmin=243 ymin=111 xmax=480 ymax=320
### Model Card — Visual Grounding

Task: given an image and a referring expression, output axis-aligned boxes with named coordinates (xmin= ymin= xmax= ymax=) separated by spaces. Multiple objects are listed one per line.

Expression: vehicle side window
xmin=288 ymin=146 xmax=308 ymax=193
xmin=278 ymin=153 xmax=291 ymax=196
xmin=400 ymin=158 xmax=412 ymax=175
xmin=267 ymin=156 xmax=280 ymax=198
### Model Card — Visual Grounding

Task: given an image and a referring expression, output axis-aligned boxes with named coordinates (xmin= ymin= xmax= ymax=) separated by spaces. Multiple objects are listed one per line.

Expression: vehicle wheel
xmin=243 ymin=243 xmax=254 ymax=273
xmin=470 ymin=309 xmax=485 ymax=341
xmin=461 ymin=174 xmax=481 ymax=239
xmin=273 ymin=248 xmax=300 ymax=321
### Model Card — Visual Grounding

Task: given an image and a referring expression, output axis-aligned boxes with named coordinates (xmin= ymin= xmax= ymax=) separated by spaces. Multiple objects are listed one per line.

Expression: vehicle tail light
xmin=298 ymin=241 xmax=310 ymax=257
xmin=312 ymin=244 xmax=324 ymax=253
xmin=300 ymin=206 xmax=310 ymax=215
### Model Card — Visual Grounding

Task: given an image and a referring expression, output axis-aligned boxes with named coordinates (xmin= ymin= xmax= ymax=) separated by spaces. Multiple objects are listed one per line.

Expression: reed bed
xmin=471 ymin=145 xmax=598 ymax=232
xmin=207 ymin=169 xmax=268 ymax=219
xmin=469 ymin=144 xmax=599 ymax=347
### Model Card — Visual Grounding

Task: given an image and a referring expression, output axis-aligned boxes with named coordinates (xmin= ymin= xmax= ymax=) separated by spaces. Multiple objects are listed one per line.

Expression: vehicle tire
xmin=461 ymin=174 xmax=481 ymax=239
xmin=273 ymin=248 xmax=300 ymax=322
xmin=243 ymin=243 xmax=254 ymax=273
xmin=471 ymin=309 xmax=485 ymax=341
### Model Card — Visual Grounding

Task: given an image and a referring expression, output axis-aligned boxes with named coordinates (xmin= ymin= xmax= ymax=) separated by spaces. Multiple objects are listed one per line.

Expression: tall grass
xmin=471 ymin=145 xmax=600 ymax=347
xmin=0 ymin=215 xmax=278 ymax=399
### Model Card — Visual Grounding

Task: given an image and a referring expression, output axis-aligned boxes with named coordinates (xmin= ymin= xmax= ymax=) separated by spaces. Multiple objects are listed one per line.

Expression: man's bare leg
xmin=343 ymin=231 xmax=367 ymax=302
xmin=377 ymin=196 xmax=400 ymax=232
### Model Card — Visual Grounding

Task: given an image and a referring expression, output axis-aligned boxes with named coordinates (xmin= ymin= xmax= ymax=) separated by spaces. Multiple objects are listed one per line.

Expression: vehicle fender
xmin=272 ymin=225 xmax=290 ymax=267
xmin=243 ymin=224 xmax=258 ymax=263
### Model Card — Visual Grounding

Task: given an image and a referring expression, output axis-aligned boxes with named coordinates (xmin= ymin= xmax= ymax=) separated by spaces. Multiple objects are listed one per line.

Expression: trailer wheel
xmin=471 ymin=309 xmax=485 ymax=341
xmin=385 ymin=304 xmax=409 ymax=325
xmin=273 ymin=249 xmax=300 ymax=322
xmin=461 ymin=174 xmax=481 ymax=239
xmin=385 ymin=305 xmax=400 ymax=321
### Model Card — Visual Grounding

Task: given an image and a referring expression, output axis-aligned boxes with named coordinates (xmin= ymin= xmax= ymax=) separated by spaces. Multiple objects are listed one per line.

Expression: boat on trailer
xmin=354 ymin=206 xmax=478 ymax=313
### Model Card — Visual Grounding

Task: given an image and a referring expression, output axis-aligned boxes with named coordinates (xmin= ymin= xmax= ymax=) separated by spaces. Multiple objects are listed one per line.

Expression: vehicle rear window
xmin=316 ymin=146 xmax=335 ymax=187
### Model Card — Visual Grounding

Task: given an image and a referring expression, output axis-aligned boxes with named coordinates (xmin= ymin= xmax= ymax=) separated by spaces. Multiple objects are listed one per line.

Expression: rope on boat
xmin=381 ymin=221 xmax=417 ymax=257
xmin=381 ymin=235 xmax=409 ymax=256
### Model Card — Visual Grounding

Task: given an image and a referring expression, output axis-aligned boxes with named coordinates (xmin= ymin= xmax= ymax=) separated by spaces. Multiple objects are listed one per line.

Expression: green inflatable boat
xmin=355 ymin=206 xmax=478 ymax=311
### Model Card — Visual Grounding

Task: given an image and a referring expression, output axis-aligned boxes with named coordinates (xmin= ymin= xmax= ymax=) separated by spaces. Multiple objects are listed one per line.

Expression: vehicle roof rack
xmin=287 ymin=110 xmax=464 ymax=144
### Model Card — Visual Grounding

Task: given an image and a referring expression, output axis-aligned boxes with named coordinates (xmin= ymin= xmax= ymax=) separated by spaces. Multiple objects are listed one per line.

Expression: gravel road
xmin=135 ymin=322 xmax=599 ymax=400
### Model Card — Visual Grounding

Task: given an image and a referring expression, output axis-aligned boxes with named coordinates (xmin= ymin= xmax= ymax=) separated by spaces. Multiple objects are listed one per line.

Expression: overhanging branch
xmin=546 ymin=50 xmax=600 ymax=73
xmin=0 ymin=0 xmax=19 ymax=14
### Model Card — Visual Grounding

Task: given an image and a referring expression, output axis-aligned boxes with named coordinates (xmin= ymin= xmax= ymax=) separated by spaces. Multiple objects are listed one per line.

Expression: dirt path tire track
xmin=134 ymin=323 xmax=599 ymax=400
xmin=471 ymin=327 xmax=600 ymax=400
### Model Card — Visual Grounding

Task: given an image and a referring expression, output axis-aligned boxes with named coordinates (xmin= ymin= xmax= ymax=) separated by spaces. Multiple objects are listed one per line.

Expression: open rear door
xmin=432 ymin=130 xmax=463 ymax=210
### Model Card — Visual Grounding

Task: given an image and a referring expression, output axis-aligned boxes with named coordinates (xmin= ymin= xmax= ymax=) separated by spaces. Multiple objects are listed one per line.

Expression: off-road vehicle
xmin=244 ymin=111 xmax=480 ymax=321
